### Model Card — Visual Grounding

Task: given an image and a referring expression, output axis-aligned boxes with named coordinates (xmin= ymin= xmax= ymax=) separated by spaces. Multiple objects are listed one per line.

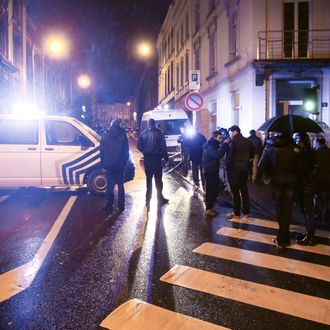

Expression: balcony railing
xmin=257 ymin=29 xmax=330 ymax=60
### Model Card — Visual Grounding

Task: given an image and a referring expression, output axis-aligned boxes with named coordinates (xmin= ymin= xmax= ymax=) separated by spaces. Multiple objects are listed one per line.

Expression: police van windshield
xmin=156 ymin=119 xmax=188 ymax=135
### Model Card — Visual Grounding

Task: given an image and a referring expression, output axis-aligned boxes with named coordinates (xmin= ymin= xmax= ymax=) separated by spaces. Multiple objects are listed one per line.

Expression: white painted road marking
xmin=161 ymin=265 xmax=330 ymax=325
xmin=228 ymin=217 xmax=330 ymax=239
xmin=194 ymin=243 xmax=330 ymax=282
xmin=217 ymin=227 xmax=330 ymax=256
xmin=0 ymin=196 xmax=77 ymax=302
xmin=101 ymin=299 xmax=228 ymax=330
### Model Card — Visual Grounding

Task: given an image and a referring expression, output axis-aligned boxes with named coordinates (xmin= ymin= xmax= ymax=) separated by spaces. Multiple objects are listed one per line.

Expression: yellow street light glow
xmin=137 ymin=42 xmax=153 ymax=58
xmin=77 ymin=74 xmax=92 ymax=89
xmin=44 ymin=34 xmax=70 ymax=59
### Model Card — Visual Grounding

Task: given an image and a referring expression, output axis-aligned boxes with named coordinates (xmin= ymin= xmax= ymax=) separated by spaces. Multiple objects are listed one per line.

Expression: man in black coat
xmin=202 ymin=130 xmax=225 ymax=217
xmin=248 ymin=129 xmax=263 ymax=182
xmin=137 ymin=118 xmax=169 ymax=210
xmin=100 ymin=119 xmax=129 ymax=212
xmin=184 ymin=128 xmax=206 ymax=189
xmin=258 ymin=133 xmax=300 ymax=247
xmin=225 ymin=125 xmax=254 ymax=220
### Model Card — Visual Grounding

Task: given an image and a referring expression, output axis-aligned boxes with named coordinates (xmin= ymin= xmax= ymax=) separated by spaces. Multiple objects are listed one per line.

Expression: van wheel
xmin=87 ymin=169 xmax=107 ymax=195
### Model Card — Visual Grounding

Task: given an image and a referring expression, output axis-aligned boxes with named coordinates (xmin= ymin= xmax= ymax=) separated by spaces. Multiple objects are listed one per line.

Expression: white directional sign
xmin=189 ymin=70 xmax=200 ymax=91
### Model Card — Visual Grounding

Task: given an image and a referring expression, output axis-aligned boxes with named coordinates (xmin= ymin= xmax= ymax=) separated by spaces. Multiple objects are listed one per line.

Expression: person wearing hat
xmin=100 ymin=119 xmax=129 ymax=213
xmin=137 ymin=118 xmax=169 ymax=210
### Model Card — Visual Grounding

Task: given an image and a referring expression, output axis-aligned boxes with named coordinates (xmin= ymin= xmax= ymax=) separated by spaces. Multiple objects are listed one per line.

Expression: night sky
xmin=28 ymin=0 xmax=172 ymax=103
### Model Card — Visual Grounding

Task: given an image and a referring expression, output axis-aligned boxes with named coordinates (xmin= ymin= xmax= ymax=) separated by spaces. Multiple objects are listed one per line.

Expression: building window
xmin=14 ymin=33 xmax=22 ymax=69
xmin=171 ymin=27 xmax=174 ymax=52
xmin=181 ymin=23 xmax=184 ymax=46
xmin=170 ymin=61 xmax=174 ymax=90
xmin=194 ymin=0 xmax=200 ymax=33
xmin=210 ymin=100 xmax=217 ymax=132
xmin=185 ymin=51 xmax=189 ymax=83
xmin=185 ymin=14 xmax=189 ymax=40
xmin=176 ymin=30 xmax=180 ymax=51
xmin=229 ymin=11 xmax=238 ymax=59
xmin=180 ymin=57 xmax=184 ymax=87
xmin=165 ymin=71 xmax=168 ymax=95
xmin=209 ymin=29 xmax=216 ymax=76
xmin=176 ymin=64 xmax=179 ymax=91
xmin=194 ymin=40 xmax=201 ymax=70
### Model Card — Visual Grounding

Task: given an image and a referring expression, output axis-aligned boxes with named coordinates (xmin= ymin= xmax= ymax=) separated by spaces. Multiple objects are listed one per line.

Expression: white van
xmin=141 ymin=108 xmax=190 ymax=157
xmin=0 ymin=114 xmax=134 ymax=194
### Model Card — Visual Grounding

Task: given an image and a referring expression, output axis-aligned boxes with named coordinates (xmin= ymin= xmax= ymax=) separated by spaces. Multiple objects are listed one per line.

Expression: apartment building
xmin=0 ymin=0 xmax=70 ymax=114
xmin=157 ymin=0 xmax=330 ymax=137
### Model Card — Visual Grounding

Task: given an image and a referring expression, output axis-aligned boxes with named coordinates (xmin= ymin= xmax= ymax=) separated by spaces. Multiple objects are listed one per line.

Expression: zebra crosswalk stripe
xmin=217 ymin=227 xmax=330 ymax=256
xmin=228 ymin=217 xmax=330 ymax=239
xmin=194 ymin=242 xmax=330 ymax=282
xmin=100 ymin=299 xmax=228 ymax=330
xmin=160 ymin=265 xmax=330 ymax=325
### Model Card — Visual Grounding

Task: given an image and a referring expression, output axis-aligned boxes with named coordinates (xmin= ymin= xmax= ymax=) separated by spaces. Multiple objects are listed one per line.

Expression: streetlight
xmin=136 ymin=41 xmax=153 ymax=59
xmin=44 ymin=33 xmax=70 ymax=60
xmin=77 ymin=74 xmax=92 ymax=89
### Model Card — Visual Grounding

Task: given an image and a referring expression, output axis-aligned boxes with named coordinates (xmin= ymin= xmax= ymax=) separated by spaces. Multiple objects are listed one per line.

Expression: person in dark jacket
xmin=184 ymin=127 xmax=206 ymax=190
xmin=224 ymin=125 xmax=254 ymax=220
xmin=248 ymin=129 xmax=263 ymax=182
xmin=137 ymin=118 xmax=169 ymax=210
xmin=258 ymin=133 xmax=300 ymax=247
xmin=100 ymin=119 xmax=129 ymax=213
xmin=297 ymin=136 xmax=330 ymax=244
xmin=202 ymin=130 xmax=225 ymax=217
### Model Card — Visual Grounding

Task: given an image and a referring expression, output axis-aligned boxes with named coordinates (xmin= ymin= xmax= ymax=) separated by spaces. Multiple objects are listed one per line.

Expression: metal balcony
xmin=257 ymin=29 xmax=330 ymax=60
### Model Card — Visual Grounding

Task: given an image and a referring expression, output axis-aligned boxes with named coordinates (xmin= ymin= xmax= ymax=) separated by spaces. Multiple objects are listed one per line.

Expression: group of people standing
xmin=100 ymin=118 xmax=330 ymax=248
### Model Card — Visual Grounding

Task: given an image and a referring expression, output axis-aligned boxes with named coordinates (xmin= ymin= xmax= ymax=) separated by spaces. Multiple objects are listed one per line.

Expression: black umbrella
xmin=258 ymin=114 xmax=323 ymax=134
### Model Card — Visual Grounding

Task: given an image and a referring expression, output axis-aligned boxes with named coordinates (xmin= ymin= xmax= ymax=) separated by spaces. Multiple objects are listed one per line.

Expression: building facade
xmin=157 ymin=0 xmax=330 ymax=137
xmin=0 ymin=0 xmax=70 ymax=114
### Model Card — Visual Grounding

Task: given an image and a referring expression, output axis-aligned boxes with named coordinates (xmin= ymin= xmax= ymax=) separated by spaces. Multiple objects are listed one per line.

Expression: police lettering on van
xmin=0 ymin=115 xmax=135 ymax=194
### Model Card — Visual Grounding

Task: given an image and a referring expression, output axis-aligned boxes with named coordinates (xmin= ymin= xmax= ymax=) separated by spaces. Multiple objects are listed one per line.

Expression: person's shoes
xmin=226 ymin=212 xmax=240 ymax=220
xmin=158 ymin=197 xmax=169 ymax=206
xmin=296 ymin=235 xmax=317 ymax=246
xmin=295 ymin=232 xmax=307 ymax=240
xmin=242 ymin=214 xmax=249 ymax=220
xmin=272 ymin=237 xmax=290 ymax=248
xmin=205 ymin=209 xmax=218 ymax=217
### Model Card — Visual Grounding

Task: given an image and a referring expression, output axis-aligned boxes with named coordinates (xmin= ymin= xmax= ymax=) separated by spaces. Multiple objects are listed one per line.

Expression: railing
xmin=258 ymin=29 xmax=330 ymax=60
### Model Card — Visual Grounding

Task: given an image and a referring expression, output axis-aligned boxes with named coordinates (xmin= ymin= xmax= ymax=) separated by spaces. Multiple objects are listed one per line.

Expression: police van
xmin=0 ymin=114 xmax=135 ymax=194
xmin=141 ymin=108 xmax=190 ymax=160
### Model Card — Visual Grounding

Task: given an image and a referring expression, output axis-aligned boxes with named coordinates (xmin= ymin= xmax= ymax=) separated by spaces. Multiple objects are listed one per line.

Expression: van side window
xmin=46 ymin=121 xmax=87 ymax=146
xmin=0 ymin=119 xmax=38 ymax=144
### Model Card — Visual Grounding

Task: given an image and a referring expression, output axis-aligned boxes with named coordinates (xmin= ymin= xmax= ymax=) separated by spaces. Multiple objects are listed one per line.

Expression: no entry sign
xmin=184 ymin=92 xmax=204 ymax=112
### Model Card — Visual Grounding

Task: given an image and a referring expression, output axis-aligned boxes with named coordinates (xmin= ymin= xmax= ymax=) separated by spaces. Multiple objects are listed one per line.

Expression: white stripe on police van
xmin=194 ymin=243 xmax=330 ymax=282
xmin=160 ymin=265 xmax=330 ymax=325
xmin=0 ymin=195 xmax=9 ymax=204
xmin=217 ymin=227 xmax=330 ymax=256
xmin=228 ymin=217 xmax=330 ymax=239
xmin=101 ymin=299 xmax=227 ymax=330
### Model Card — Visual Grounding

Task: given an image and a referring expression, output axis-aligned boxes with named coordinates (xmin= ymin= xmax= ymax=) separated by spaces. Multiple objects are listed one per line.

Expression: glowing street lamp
xmin=44 ymin=34 xmax=70 ymax=59
xmin=137 ymin=42 xmax=153 ymax=59
xmin=77 ymin=74 xmax=92 ymax=89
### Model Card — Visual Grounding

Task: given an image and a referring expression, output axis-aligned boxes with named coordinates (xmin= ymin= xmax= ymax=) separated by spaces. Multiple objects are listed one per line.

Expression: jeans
xmin=106 ymin=168 xmax=125 ymax=210
xmin=192 ymin=160 xmax=205 ymax=187
xmin=272 ymin=183 xmax=295 ymax=243
xmin=204 ymin=171 xmax=219 ymax=210
xmin=227 ymin=170 xmax=249 ymax=216
xmin=144 ymin=154 xmax=164 ymax=202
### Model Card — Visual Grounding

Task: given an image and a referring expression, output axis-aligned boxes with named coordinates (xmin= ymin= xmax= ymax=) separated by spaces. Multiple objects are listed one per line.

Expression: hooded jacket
xmin=258 ymin=135 xmax=300 ymax=185
xmin=202 ymin=138 xmax=223 ymax=173
xmin=100 ymin=125 xmax=129 ymax=170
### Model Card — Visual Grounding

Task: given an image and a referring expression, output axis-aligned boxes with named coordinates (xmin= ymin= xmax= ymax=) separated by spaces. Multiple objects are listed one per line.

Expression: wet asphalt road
xmin=0 ymin=143 xmax=329 ymax=329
